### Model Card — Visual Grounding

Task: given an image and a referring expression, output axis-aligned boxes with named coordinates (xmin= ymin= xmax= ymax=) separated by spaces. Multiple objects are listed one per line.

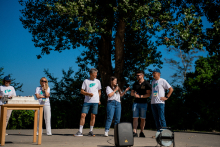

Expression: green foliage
xmin=183 ymin=55 xmax=220 ymax=131
xmin=8 ymin=110 xmax=35 ymax=129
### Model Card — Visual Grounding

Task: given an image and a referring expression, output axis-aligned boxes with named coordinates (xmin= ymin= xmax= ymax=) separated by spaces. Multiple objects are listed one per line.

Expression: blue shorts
xmin=81 ymin=103 xmax=99 ymax=115
xmin=132 ymin=102 xmax=148 ymax=119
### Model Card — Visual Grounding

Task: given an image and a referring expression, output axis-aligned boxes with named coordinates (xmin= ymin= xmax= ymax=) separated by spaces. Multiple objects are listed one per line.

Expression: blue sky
xmin=0 ymin=0 xmax=211 ymax=96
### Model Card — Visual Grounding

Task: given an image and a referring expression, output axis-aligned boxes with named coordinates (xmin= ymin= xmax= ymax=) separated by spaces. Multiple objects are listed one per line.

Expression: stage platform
xmin=3 ymin=129 xmax=220 ymax=147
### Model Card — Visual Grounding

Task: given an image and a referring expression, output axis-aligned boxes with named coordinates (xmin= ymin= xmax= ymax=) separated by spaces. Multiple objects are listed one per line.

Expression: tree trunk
xmin=115 ymin=19 xmax=126 ymax=89
xmin=98 ymin=33 xmax=113 ymax=96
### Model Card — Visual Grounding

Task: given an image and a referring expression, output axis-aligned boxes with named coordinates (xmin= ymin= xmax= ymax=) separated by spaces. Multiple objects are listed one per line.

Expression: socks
xmin=79 ymin=125 xmax=83 ymax=133
xmin=90 ymin=126 xmax=94 ymax=132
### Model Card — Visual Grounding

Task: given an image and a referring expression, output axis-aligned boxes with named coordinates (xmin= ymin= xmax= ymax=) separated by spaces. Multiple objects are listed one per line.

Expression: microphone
xmin=116 ymin=84 xmax=118 ymax=93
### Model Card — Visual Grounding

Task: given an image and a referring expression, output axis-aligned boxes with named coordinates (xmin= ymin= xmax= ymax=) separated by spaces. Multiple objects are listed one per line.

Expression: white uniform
xmin=0 ymin=85 xmax=16 ymax=128
xmin=81 ymin=79 xmax=102 ymax=103
xmin=35 ymin=86 xmax=52 ymax=135
xmin=151 ymin=78 xmax=171 ymax=104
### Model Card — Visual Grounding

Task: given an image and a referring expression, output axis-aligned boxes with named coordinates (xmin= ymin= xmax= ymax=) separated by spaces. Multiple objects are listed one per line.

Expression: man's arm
xmin=81 ymin=89 xmax=93 ymax=97
xmin=166 ymin=87 xmax=173 ymax=98
xmin=140 ymin=90 xmax=151 ymax=98
xmin=160 ymin=87 xmax=174 ymax=101
xmin=131 ymin=90 xmax=135 ymax=96
xmin=98 ymin=90 xmax=101 ymax=100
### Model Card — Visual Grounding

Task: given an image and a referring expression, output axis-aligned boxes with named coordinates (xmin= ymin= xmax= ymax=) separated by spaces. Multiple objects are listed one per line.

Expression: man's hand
xmin=160 ymin=97 xmax=168 ymax=101
xmin=88 ymin=93 xmax=93 ymax=97
xmin=99 ymin=101 xmax=101 ymax=105
xmin=134 ymin=93 xmax=140 ymax=98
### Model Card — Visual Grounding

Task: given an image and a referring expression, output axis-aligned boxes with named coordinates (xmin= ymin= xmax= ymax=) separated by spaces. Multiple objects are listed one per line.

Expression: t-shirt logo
xmin=40 ymin=91 xmax=44 ymax=95
xmin=4 ymin=89 xmax=11 ymax=93
xmin=89 ymin=83 xmax=96 ymax=87
xmin=153 ymin=83 xmax=158 ymax=88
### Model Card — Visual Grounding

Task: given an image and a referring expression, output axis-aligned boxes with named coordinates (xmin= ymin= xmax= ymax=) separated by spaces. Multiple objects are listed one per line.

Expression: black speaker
xmin=114 ymin=122 xmax=134 ymax=147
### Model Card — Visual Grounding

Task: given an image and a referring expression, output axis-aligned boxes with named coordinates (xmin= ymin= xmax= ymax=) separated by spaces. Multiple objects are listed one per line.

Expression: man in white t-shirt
xmin=151 ymin=69 xmax=173 ymax=131
xmin=75 ymin=68 xmax=102 ymax=137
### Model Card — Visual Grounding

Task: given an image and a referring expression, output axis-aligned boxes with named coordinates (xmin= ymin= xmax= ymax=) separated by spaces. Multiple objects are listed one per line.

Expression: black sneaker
xmin=139 ymin=131 xmax=145 ymax=137
xmin=133 ymin=132 xmax=138 ymax=137
xmin=88 ymin=131 xmax=94 ymax=136
xmin=75 ymin=131 xmax=83 ymax=136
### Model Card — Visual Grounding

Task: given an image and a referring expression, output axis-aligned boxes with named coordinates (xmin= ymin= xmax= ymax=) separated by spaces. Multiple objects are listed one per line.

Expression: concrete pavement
xmin=3 ymin=129 xmax=220 ymax=147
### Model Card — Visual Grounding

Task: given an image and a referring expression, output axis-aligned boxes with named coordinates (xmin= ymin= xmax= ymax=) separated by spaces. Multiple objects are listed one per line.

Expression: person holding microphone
xmin=131 ymin=70 xmax=151 ymax=137
xmin=35 ymin=77 xmax=52 ymax=136
xmin=104 ymin=76 xmax=130 ymax=137
xmin=0 ymin=76 xmax=16 ymax=135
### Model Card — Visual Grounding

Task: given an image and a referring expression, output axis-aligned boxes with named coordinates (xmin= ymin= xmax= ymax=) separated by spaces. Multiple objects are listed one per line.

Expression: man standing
xmin=75 ymin=68 xmax=101 ymax=136
xmin=151 ymin=69 xmax=173 ymax=131
xmin=131 ymin=70 xmax=151 ymax=137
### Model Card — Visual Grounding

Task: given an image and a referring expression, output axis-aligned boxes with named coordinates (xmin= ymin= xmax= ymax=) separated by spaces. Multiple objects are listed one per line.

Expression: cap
xmin=152 ymin=69 xmax=161 ymax=74
xmin=4 ymin=76 xmax=11 ymax=81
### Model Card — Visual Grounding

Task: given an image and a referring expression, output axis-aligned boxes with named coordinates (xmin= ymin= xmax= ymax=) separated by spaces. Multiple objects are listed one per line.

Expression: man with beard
xmin=131 ymin=70 xmax=151 ymax=137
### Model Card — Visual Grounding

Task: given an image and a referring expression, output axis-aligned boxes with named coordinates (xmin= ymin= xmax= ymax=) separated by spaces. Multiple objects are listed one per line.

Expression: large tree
xmin=19 ymin=0 xmax=176 ymax=90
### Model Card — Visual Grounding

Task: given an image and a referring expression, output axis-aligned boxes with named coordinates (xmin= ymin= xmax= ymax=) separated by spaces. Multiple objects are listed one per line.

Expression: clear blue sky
xmin=0 ymin=0 xmax=211 ymax=96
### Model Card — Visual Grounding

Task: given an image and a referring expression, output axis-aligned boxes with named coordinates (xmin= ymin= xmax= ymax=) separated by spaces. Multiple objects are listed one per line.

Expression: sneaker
xmin=133 ymin=132 xmax=138 ymax=137
xmin=104 ymin=132 xmax=108 ymax=137
xmin=88 ymin=131 xmax=94 ymax=136
xmin=47 ymin=134 xmax=52 ymax=136
xmin=139 ymin=131 xmax=145 ymax=137
xmin=36 ymin=132 xmax=38 ymax=136
xmin=5 ymin=133 xmax=8 ymax=136
xmin=75 ymin=131 xmax=83 ymax=136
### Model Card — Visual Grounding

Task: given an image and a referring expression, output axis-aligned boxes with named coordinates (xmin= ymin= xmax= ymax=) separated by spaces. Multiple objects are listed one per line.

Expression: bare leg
xmin=90 ymin=113 xmax=96 ymax=126
xmin=140 ymin=118 xmax=146 ymax=132
xmin=80 ymin=113 xmax=86 ymax=126
xmin=133 ymin=118 xmax=138 ymax=133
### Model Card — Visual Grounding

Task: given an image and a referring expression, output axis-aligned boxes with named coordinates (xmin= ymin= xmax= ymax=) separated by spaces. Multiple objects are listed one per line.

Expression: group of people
xmin=0 ymin=76 xmax=52 ymax=136
xmin=74 ymin=68 xmax=173 ymax=137
xmin=0 ymin=67 xmax=173 ymax=137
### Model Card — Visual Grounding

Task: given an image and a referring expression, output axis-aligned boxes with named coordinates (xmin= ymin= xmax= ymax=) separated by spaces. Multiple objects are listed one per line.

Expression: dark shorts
xmin=132 ymin=102 xmax=148 ymax=119
xmin=81 ymin=103 xmax=99 ymax=115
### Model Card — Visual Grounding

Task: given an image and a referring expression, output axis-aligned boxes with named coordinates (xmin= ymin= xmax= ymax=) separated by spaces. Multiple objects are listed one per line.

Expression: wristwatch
xmin=165 ymin=96 xmax=169 ymax=98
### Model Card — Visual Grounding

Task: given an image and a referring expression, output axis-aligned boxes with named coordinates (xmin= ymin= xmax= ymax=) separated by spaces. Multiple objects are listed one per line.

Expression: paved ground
xmin=3 ymin=129 xmax=220 ymax=147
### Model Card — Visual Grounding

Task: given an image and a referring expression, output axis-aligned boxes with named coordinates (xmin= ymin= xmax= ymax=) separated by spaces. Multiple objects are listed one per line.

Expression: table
xmin=0 ymin=104 xmax=44 ymax=146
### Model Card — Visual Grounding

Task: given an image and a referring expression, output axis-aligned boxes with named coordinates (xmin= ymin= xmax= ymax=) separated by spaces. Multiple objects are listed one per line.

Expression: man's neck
xmin=90 ymin=77 xmax=95 ymax=80
xmin=155 ymin=77 xmax=160 ymax=80
xmin=138 ymin=78 xmax=144 ymax=84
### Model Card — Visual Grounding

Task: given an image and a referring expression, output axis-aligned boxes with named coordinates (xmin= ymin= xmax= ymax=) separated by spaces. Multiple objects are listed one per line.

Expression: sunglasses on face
xmin=5 ymin=81 xmax=11 ymax=83
xmin=41 ymin=80 xmax=47 ymax=83
xmin=136 ymin=75 xmax=141 ymax=77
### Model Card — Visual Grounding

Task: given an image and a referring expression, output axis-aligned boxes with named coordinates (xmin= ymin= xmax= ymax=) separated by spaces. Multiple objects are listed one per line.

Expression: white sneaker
xmin=5 ymin=133 xmax=8 ymax=136
xmin=47 ymin=133 xmax=52 ymax=136
xmin=104 ymin=131 xmax=108 ymax=137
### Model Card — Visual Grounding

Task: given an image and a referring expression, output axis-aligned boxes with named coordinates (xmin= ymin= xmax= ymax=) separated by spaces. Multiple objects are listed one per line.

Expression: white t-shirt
xmin=151 ymin=78 xmax=171 ymax=104
xmin=106 ymin=86 xmax=121 ymax=102
xmin=81 ymin=79 xmax=102 ymax=103
xmin=35 ymin=86 xmax=50 ymax=106
xmin=0 ymin=86 xmax=16 ymax=105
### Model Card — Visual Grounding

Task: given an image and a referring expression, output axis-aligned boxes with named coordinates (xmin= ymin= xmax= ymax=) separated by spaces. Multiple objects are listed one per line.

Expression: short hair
xmin=136 ymin=70 xmax=144 ymax=75
xmin=89 ymin=68 xmax=98 ymax=74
